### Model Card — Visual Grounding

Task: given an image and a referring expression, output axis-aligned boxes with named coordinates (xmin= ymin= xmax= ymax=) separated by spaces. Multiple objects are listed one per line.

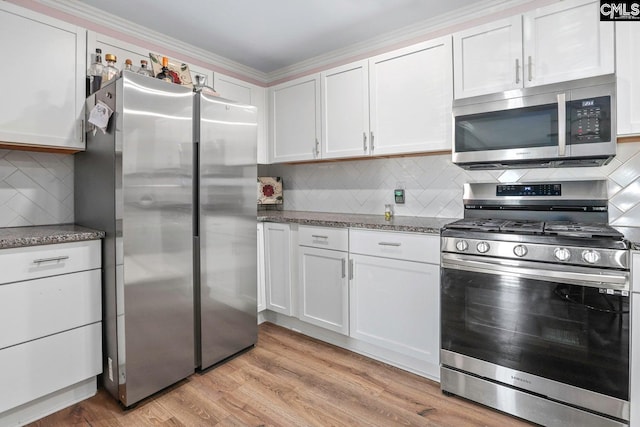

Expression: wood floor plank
xmin=28 ymin=322 xmax=534 ymax=427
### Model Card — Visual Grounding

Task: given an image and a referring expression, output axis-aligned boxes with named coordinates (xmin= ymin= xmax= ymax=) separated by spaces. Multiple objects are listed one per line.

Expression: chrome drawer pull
xmin=32 ymin=255 xmax=69 ymax=264
xmin=378 ymin=242 xmax=401 ymax=247
xmin=311 ymin=235 xmax=329 ymax=239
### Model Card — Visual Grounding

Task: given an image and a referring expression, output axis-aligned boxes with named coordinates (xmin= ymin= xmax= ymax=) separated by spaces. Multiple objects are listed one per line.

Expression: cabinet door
xmin=321 ymin=61 xmax=370 ymax=159
xmin=523 ymin=0 xmax=614 ymax=87
xmin=616 ymin=22 xmax=640 ymax=136
xmin=215 ymin=73 xmax=269 ymax=163
xmin=88 ymin=32 xmax=213 ymax=92
xmin=257 ymin=223 xmax=266 ymax=313
xmin=0 ymin=3 xmax=86 ymax=151
xmin=370 ymin=37 xmax=452 ymax=154
xmin=298 ymin=246 xmax=348 ymax=334
xmin=264 ymin=222 xmax=292 ymax=315
xmin=270 ymin=75 xmax=321 ymax=162
xmin=453 ymin=16 xmax=522 ymax=99
xmin=349 ymin=254 xmax=439 ymax=364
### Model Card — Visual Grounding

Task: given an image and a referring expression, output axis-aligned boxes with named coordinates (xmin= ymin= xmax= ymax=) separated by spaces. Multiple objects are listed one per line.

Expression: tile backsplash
xmin=0 ymin=149 xmax=74 ymax=227
xmin=260 ymin=141 xmax=640 ymax=226
xmin=1 ymin=141 xmax=639 ymax=228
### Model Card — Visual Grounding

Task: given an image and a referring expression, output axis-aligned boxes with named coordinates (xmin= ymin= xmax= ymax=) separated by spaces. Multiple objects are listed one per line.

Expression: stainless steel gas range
xmin=440 ymin=180 xmax=630 ymax=427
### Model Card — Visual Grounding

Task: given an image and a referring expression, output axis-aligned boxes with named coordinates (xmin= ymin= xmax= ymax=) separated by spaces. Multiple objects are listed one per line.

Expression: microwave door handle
xmin=557 ymin=93 xmax=566 ymax=156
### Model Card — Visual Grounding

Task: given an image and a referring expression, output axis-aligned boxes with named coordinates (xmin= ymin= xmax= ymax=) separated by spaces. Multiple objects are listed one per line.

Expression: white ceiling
xmin=73 ymin=0 xmax=482 ymax=74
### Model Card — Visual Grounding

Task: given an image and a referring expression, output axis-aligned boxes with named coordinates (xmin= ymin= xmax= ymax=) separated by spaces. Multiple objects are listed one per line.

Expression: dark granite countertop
xmin=258 ymin=210 xmax=457 ymax=234
xmin=0 ymin=224 xmax=105 ymax=249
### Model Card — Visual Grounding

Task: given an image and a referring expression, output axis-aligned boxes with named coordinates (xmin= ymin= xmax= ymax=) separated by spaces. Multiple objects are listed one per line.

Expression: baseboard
xmin=0 ymin=377 xmax=97 ymax=426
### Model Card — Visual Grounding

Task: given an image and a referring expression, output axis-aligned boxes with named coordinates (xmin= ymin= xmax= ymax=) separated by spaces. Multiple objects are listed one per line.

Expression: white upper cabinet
xmin=269 ymin=74 xmax=321 ymax=163
xmin=370 ymin=37 xmax=452 ymax=155
xmin=0 ymin=3 xmax=86 ymax=151
xmin=453 ymin=0 xmax=614 ymax=99
xmin=214 ymin=73 xmax=269 ymax=163
xmin=316 ymin=36 xmax=452 ymax=160
xmin=321 ymin=61 xmax=370 ymax=159
xmin=87 ymin=32 xmax=213 ymax=88
xmin=616 ymin=22 xmax=640 ymax=136
xmin=453 ymin=16 xmax=523 ymax=99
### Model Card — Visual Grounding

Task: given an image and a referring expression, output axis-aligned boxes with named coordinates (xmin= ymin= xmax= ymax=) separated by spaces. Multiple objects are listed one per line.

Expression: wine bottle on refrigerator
xmin=156 ymin=56 xmax=174 ymax=83
xmin=87 ymin=48 xmax=103 ymax=95
xmin=101 ymin=54 xmax=119 ymax=87
xmin=137 ymin=59 xmax=154 ymax=77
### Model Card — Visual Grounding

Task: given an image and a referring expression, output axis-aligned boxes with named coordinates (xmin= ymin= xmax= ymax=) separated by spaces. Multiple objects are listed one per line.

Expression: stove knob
xmin=554 ymin=247 xmax=571 ymax=262
xmin=476 ymin=241 xmax=490 ymax=253
xmin=513 ymin=245 xmax=528 ymax=257
xmin=455 ymin=240 xmax=469 ymax=251
xmin=582 ymin=250 xmax=600 ymax=264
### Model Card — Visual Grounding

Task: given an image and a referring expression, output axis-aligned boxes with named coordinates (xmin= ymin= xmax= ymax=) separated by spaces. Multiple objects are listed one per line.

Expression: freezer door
xmin=198 ymin=93 xmax=258 ymax=369
xmin=119 ymin=72 xmax=194 ymax=406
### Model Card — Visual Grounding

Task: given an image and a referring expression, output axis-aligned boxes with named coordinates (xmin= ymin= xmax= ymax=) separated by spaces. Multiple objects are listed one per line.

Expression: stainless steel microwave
xmin=452 ymin=74 xmax=616 ymax=170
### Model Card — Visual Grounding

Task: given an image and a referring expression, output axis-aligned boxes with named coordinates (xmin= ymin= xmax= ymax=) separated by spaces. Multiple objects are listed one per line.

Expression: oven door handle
xmin=441 ymin=253 xmax=629 ymax=291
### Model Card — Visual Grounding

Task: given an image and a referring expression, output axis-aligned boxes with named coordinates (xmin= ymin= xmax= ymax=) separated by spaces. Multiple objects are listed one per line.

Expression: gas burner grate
xmin=543 ymin=221 xmax=624 ymax=239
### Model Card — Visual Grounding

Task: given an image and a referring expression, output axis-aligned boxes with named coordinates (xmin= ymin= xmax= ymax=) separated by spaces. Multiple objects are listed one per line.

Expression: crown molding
xmin=32 ymin=0 xmax=270 ymax=84
xmin=30 ymin=0 xmax=554 ymax=85
xmin=266 ymin=0 xmax=541 ymax=83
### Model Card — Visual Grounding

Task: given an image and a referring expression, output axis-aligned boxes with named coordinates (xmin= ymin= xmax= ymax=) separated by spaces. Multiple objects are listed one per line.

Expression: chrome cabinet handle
xmin=314 ymin=138 xmax=320 ymax=157
xmin=33 ymin=255 xmax=69 ymax=264
xmin=79 ymin=119 xmax=84 ymax=142
xmin=557 ymin=93 xmax=566 ymax=156
xmin=378 ymin=242 xmax=401 ymax=247
xmin=342 ymin=258 xmax=346 ymax=278
xmin=311 ymin=235 xmax=328 ymax=239
xmin=363 ymin=132 xmax=367 ymax=152
xmin=528 ymin=56 xmax=532 ymax=82
xmin=349 ymin=259 xmax=353 ymax=280
xmin=515 ymin=58 xmax=520 ymax=84
xmin=370 ymin=131 xmax=375 ymax=152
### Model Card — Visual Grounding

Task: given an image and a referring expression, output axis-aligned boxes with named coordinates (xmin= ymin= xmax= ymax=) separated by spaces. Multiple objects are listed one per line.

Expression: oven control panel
xmin=441 ymin=237 xmax=628 ymax=270
xmin=496 ymin=184 xmax=561 ymax=197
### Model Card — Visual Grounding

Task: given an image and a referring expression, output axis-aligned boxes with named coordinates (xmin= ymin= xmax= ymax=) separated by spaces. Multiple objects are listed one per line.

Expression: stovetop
xmin=444 ymin=218 xmax=624 ymax=240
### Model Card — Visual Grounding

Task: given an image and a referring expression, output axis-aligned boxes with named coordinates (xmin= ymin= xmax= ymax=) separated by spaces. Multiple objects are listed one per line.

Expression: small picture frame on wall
xmin=258 ymin=177 xmax=283 ymax=205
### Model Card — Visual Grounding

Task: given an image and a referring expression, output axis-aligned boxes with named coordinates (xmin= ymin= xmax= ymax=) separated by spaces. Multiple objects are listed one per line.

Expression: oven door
xmin=441 ymin=252 xmax=629 ymax=421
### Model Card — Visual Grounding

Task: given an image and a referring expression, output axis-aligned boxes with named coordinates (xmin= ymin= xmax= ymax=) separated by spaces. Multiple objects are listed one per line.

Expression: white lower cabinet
xmin=261 ymin=222 xmax=441 ymax=379
xmin=349 ymin=254 xmax=439 ymax=362
xmin=264 ymin=222 xmax=293 ymax=315
xmin=349 ymin=230 xmax=440 ymax=365
xmin=257 ymin=223 xmax=266 ymax=313
xmin=298 ymin=226 xmax=349 ymax=334
xmin=0 ymin=240 xmax=102 ymax=425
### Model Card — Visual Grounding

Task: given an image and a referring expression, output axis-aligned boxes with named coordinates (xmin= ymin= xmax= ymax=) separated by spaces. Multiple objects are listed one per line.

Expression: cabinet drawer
xmin=349 ymin=229 xmax=439 ymax=264
xmin=299 ymin=225 xmax=348 ymax=251
xmin=0 ymin=323 xmax=102 ymax=414
xmin=0 ymin=240 xmax=101 ymax=285
xmin=0 ymin=269 xmax=101 ymax=350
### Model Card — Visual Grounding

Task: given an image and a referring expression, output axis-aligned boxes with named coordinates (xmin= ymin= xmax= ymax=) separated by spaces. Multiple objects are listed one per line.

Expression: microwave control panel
xmin=568 ymin=96 xmax=610 ymax=143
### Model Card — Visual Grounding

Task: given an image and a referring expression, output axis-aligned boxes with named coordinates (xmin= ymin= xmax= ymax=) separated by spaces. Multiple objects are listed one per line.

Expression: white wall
xmin=261 ymin=142 xmax=640 ymax=226
xmin=0 ymin=150 xmax=74 ymax=227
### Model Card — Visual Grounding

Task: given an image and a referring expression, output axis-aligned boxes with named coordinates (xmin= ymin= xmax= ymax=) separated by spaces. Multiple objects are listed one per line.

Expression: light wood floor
xmin=30 ymin=322 xmax=533 ymax=426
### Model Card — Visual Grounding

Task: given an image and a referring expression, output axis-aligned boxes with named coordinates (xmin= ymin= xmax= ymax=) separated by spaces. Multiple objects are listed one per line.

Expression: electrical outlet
xmin=394 ymin=189 xmax=405 ymax=204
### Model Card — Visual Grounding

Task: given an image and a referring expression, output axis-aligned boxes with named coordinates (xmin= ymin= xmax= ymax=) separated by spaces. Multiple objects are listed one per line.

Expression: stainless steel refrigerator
xmin=75 ymin=71 xmax=257 ymax=407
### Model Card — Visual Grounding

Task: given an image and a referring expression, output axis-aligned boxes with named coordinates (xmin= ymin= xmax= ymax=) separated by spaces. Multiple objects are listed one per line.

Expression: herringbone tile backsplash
xmin=2 ymin=142 xmax=640 ymax=228
xmin=260 ymin=141 xmax=640 ymax=226
xmin=0 ymin=150 xmax=74 ymax=227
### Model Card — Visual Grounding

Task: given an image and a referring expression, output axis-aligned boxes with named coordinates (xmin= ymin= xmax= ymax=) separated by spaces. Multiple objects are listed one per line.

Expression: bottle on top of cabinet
xmin=123 ymin=59 xmax=133 ymax=73
xmin=137 ymin=59 xmax=154 ymax=77
xmin=87 ymin=48 xmax=103 ymax=95
xmin=155 ymin=56 xmax=177 ymax=83
xmin=101 ymin=54 xmax=119 ymax=87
